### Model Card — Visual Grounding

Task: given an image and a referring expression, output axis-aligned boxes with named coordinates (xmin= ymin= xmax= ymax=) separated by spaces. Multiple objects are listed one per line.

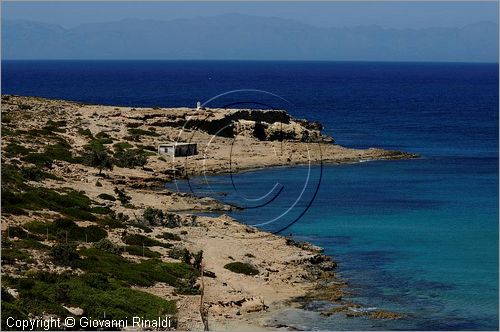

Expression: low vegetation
xmin=50 ymin=243 xmax=80 ymax=266
xmin=224 ymin=262 xmax=259 ymax=276
xmin=23 ymin=139 xmax=78 ymax=166
xmin=113 ymin=148 xmax=148 ymax=168
xmin=25 ymin=218 xmax=107 ymax=243
xmin=2 ymin=171 xmax=100 ymax=220
xmin=122 ymin=234 xmax=172 ymax=248
xmin=92 ymin=238 xmax=123 ymax=254
xmin=2 ymin=271 xmax=177 ymax=330
xmin=84 ymin=147 xmax=113 ymax=175
xmin=125 ymin=245 xmax=161 ymax=258
xmin=140 ymin=208 xmax=182 ymax=228
xmin=0 ymin=98 xmax=209 ymax=328
xmin=156 ymin=232 xmax=181 ymax=241
xmin=127 ymin=128 xmax=160 ymax=137
xmin=97 ymin=193 xmax=116 ymax=201
xmin=113 ymin=187 xmax=131 ymax=206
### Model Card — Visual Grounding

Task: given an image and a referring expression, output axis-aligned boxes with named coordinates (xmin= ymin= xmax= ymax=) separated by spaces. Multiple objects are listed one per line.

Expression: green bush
xmin=98 ymin=193 xmax=116 ymax=201
xmin=92 ymin=239 xmax=123 ymax=254
xmin=20 ymin=166 xmax=43 ymax=181
xmin=26 ymin=218 xmax=107 ymax=243
xmin=113 ymin=142 xmax=133 ymax=152
xmin=43 ymin=120 xmax=67 ymax=133
xmin=164 ymin=213 xmax=182 ymax=228
xmin=45 ymin=140 xmax=73 ymax=160
xmin=2 ymin=185 xmax=98 ymax=220
xmin=18 ymin=104 xmax=32 ymax=110
xmin=64 ymin=207 xmax=97 ymax=221
xmin=4 ymin=226 xmax=27 ymax=238
xmin=224 ymin=262 xmax=259 ymax=276
xmin=85 ymin=133 xmax=113 ymax=146
xmin=114 ymin=212 xmax=130 ymax=222
xmin=168 ymin=247 xmax=186 ymax=260
xmin=81 ymin=273 xmax=111 ymax=290
xmin=192 ymin=250 xmax=203 ymax=270
xmin=122 ymin=234 xmax=172 ymax=248
xmin=50 ymin=243 xmax=80 ymax=266
xmin=95 ymin=131 xmax=111 ymax=139
xmin=170 ymin=249 xmax=202 ymax=270
xmin=175 ymin=277 xmax=201 ymax=295
xmin=4 ymin=143 xmax=31 ymax=157
xmin=90 ymin=206 xmax=111 ymax=214
xmin=84 ymin=139 xmax=106 ymax=151
xmin=99 ymin=217 xmax=126 ymax=229
xmin=2 ymin=302 xmax=28 ymax=330
xmin=114 ymin=187 xmax=131 ymax=205
xmin=1 ymin=287 xmax=15 ymax=302
xmin=127 ymin=208 xmax=179 ymax=229
xmin=2 ymin=272 xmax=177 ymax=325
xmin=22 ymin=153 xmax=53 ymax=167
xmin=182 ymin=249 xmax=192 ymax=265
xmin=24 ymin=220 xmax=48 ymax=234
xmin=79 ymin=225 xmax=107 ymax=242
xmin=127 ymin=128 xmax=159 ymax=137
xmin=78 ymin=128 xmax=93 ymax=139
xmin=2 ymin=164 xmax=26 ymax=189
xmin=11 ymin=239 xmax=49 ymax=250
xmin=83 ymin=147 xmax=113 ymax=175
xmin=1 ymin=248 xmax=30 ymax=264
xmin=98 ymin=212 xmax=128 ymax=229
xmin=128 ymin=222 xmax=153 ymax=233
xmin=143 ymin=207 xmax=164 ymax=226
xmin=156 ymin=232 xmax=181 ymax=241
xmin=125 ymin=245 xmax=161 ymax=258
xmin=76 ymin=248 xmax=199 ymax=291
xmin=124 ymin=134 xmax=141 ymax=142
xmin=135 ymin=144 xmax=157 ymax=154
xmin=23 ymin=140 xmax=75 ymax=166
xmin=20 ymin=166 xmax=58 ymax=182
xmin=113 ymin=149 xmax=148 ymax=168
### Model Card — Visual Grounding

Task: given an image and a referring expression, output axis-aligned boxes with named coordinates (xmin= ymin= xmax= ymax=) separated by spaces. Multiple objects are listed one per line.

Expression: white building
xmin=157 ymin=142 xmax=197 ymax=157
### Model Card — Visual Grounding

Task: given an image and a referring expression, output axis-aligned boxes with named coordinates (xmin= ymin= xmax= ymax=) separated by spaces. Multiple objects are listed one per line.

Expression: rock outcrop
xmin=124 ymin=107 xmax=333 ymax=143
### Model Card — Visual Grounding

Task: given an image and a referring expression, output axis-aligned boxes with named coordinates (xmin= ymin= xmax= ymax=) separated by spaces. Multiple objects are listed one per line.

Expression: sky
xmin=3 ymin=1 xmax=499 ymax=29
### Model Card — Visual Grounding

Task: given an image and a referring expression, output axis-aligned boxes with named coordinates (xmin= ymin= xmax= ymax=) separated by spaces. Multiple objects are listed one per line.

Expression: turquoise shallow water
xmin=3 ymin=60 xmax=498 ymax=330
xmin=172 ymin=156 xmax=498 ymax=330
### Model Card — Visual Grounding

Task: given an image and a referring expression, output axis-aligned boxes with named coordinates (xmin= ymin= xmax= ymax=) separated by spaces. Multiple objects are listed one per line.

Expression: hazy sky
xmin=3 ymin=1 xmax=498 ymax=29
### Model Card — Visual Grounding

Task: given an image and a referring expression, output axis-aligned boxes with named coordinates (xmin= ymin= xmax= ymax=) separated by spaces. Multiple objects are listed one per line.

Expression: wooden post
xmin=200 ymin=261 xmax=209 ymax=331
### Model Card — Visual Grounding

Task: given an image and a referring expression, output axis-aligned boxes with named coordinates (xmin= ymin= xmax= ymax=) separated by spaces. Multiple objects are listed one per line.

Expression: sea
xmin=2 ymin=60 xmax=498 ymax=330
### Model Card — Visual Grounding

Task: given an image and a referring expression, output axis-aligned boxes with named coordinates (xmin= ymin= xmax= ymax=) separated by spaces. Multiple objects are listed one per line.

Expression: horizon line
xmin=2 ymin=59 xmax=499 ymax=65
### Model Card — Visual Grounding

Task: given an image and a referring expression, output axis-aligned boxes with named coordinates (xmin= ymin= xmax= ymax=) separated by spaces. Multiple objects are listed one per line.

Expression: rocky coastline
xmin=1 ymin=95 xmax=412 ymax=330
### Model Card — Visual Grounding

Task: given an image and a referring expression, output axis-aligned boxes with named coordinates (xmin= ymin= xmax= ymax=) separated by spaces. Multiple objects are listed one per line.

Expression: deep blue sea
xmin=2 ymin=60 xmax=498 ymax=330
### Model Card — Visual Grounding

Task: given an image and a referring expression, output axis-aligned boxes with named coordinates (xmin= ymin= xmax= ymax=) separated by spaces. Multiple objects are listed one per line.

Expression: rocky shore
xmin=1 ymin=95 xmax=412 ymax=330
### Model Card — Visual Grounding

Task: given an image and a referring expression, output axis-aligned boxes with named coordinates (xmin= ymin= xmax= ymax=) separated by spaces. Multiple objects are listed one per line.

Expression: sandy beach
xmin=1 ymin=95 xmax=413 ymax=330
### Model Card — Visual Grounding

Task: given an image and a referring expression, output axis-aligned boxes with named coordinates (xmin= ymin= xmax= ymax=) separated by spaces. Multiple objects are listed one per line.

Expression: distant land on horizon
xmin=3 ymin=14 xmax=499 ymax=62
